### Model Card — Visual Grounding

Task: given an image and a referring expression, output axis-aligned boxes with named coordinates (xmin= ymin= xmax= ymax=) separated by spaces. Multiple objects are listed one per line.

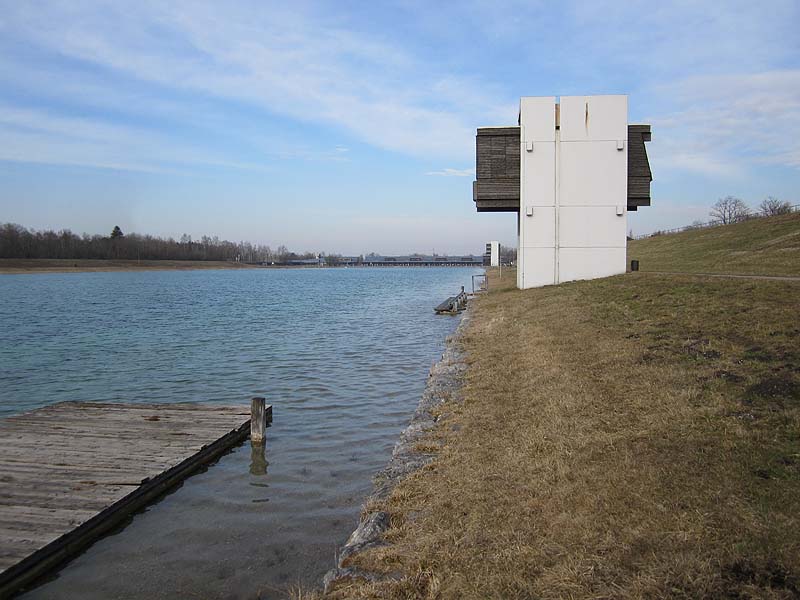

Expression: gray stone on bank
xmin=323 ymin=311 xmax=470 ymax=592
xmin=322 ymin=567 xmax=380 ymax=593
xmin=337 ymin=510 xmax=390 ymax=563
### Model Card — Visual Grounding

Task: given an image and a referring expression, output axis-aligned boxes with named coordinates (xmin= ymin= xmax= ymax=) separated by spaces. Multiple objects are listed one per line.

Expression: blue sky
xmin=1 ymin=1 xmax=798 ymax=254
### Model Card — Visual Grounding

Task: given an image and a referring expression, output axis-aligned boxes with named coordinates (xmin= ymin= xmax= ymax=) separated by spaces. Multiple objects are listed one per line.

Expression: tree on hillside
xmin=759 ymin=196 xmax=793 ymax=217
xmin=710 ymin=196 xmax=750 ymax=225
xmin=110 ymin=225 xmax=124 ymax=239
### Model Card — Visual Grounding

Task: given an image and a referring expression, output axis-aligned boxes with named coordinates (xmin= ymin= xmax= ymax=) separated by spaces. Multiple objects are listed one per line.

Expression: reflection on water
xmin=0 ymin=267 xmax=480 ymax=599
xmin=250 ymin=439 xmax=269 ymax=477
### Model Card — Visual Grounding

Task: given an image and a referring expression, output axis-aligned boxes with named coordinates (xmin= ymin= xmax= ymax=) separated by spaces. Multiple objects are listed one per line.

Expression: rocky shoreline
xmin=323 ymin=309 xmax=471 ymax=592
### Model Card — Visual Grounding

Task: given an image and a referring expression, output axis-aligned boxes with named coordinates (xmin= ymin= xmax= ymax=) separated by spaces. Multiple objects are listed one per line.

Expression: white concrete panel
xmin=510 ymin=93 xmax=632 ymax=290
xmin=559 ymin=206 xmax=626 ymax=248
xmin=519 ymin=96 xmax=556 ymax=142
xmin=559 ymin=247 xmax=627 ymax=283
xmin=489 ymin=240 xmax=500 ymax=266
xmin=559 ymin=141 xmax=627 ymax=207
xmin=560 ymin=95 xmax=627 ymax=142
xmin=516 ymin=213 xmax=523 ymax=289
xmin=521 ymin=207 xmax=556 ymax=248
xmin=521 ymin=141 xmax=555 ymax=206
xmin=521 ymin=247 xmax=556 ymax=289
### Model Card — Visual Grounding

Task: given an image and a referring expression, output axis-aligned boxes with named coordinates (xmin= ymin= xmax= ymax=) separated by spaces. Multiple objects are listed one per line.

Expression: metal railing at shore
xmin=632 ymin=204 xmax=800 ymax=240
xmin=472 ymin=273 xmax=488 ymax=294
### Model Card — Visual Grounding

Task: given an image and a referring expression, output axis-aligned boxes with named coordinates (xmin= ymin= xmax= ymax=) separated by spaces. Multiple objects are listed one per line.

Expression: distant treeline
xmin=0 ymin=223 xmax=315 ymax=263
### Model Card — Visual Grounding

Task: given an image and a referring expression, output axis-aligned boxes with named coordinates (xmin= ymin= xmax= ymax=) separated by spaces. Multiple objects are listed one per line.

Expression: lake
xmin=0 ymin=266 xmax=481 ymax=599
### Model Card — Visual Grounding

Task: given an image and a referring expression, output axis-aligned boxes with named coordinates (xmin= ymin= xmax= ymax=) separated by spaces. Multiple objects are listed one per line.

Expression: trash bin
xmin=630 ymin=260 xmax=639 ymax=272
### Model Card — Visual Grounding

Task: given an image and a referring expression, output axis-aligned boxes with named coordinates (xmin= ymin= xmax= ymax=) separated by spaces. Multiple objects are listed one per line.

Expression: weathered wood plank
xmin=0 ymin=401 xmax=266 ymax=598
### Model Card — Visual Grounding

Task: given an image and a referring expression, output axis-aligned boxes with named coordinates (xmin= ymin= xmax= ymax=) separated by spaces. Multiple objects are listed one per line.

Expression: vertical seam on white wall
xmin=623 ymin=139 xmax=628 ymax=261
xmin=554 ymin=127 xmax=560 ymax=284
xmin=517 ymin=119 xmax=528 ymax=289
xmin=519 ymin=121 xmax=525 ymax=288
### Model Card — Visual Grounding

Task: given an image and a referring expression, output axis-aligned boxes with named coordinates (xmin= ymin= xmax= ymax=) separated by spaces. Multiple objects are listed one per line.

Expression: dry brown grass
xmin=325 ymin=268 xmax=800 ymax=599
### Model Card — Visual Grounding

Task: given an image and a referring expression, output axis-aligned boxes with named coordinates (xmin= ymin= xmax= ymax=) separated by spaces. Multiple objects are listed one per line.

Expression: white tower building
xmin=485 ymin=240 xmax=500 ymax=267
xmin=473 ymin=95 xmax=652 ymax=290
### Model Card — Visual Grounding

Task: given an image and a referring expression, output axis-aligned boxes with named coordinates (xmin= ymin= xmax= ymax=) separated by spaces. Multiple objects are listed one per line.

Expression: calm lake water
xmin=0 ymin=267 xmax=481 ymax=599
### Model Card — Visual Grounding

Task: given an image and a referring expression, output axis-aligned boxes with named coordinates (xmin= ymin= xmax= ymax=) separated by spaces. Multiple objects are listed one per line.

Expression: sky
xmin=1 ymin=1 xmax=798 ymax=255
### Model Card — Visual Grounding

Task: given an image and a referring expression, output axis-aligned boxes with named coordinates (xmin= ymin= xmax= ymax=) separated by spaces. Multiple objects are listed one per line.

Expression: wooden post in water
xmin=251 ymin=397 xmax=266 ymax=444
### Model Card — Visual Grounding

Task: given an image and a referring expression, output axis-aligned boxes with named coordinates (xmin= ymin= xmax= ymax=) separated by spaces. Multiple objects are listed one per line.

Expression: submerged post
xmin=251 ymin=397 xmax=266 ymax=444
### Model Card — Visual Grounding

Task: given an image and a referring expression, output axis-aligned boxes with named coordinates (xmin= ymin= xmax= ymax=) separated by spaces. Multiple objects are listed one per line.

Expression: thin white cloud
xmin=0 ymin=104 xmax=270 ymax=173
xmin=0 ymin=1 xmax=509 ymax=164
xmin=646 ymin=70 xmax=800 ymax=177
xmin=426 ymin=168 xmax=475 ymax=177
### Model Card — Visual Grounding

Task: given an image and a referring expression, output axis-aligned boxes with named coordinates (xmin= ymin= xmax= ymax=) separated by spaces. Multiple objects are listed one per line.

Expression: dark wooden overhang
xmin=473 ymin=124 xmax=652 ymax=212
xmin=473 ymin=127 xmax=521 ymax=212
xmin=626 ymin=125 xmax=652 ymax=211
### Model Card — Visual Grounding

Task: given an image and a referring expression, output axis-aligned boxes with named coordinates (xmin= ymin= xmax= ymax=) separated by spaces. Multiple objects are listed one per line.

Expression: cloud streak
xmin=0 ymin=1 xmax=510 ymax=165
xmin=426 ymin=168 xmax=475 ymax=177
xmin=2 ymin=1 xmax=798 ymax=177
xmin=642 ymin=70 xmax=800 ymax=181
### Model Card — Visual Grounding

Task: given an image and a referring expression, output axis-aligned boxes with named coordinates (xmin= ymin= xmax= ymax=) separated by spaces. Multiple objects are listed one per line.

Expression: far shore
xmin=0 ymin=258 xmax=277 ymax=275
xmin=0 ymin=259 xmax=488 ymax=275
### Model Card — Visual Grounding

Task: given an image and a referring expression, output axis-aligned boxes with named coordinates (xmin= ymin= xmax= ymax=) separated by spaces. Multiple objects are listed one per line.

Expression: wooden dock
xmin=0 ymin=401 xmax=271 ymax=597
xmin=434 ymin=287 xmax=468 ymax=314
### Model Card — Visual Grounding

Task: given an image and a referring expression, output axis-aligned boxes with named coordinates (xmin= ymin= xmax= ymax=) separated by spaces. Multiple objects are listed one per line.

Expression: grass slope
xmin=627 ymin=212 xmax=800 ymax=276
xmin=326 ymin=270 xmax=800 ymax=599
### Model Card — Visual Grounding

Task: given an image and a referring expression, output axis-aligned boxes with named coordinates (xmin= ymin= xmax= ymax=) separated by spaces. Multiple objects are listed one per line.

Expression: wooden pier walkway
xmin=0 ymin=401 xmax=270 ymax=597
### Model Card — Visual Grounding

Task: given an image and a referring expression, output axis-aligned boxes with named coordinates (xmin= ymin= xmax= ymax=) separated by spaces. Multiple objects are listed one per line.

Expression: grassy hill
xmin=628 ymin=212 xmax=800 ymax=276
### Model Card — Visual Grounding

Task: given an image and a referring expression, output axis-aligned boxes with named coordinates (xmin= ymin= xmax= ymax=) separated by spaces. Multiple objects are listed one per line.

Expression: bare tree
xmin=759 ymin=196 xmax=793 ymax=217
xmin=324 ymin=253 xmax=342 ymax=266
xmin=499 ymin=244 xmax=517 ymax=265
xmin=275 ymin=245 xmax=289 ymax=263
xmin=710 ymin=196 xmax=750 ymax=225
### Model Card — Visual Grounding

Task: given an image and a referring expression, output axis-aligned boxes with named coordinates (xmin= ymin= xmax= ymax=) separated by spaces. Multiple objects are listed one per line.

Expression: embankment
xmin=322 ymin=268 xmax=800 ymax=599
xmin=627 ymin=211 xmax=800 ymax=276
xmin=323 ymin=312 xmax=471 ymax=593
